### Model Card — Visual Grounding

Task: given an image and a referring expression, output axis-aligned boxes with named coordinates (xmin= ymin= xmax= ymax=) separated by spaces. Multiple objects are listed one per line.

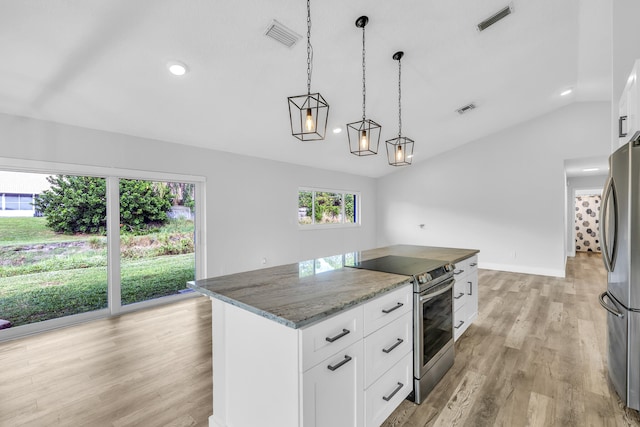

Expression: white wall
xmin=565 ymin=174 xmax=607 ymax=258
xmin=0 ymin=113 xmax=377 ymax=277
xmin=376 ymin=102 xmax=610 ymax=277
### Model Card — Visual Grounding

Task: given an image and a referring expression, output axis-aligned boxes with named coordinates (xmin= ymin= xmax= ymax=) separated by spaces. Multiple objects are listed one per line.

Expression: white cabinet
xmin=452 ymin=255 xmax=478 ymax=341
xmin=363 ymin=312 xmax=412 ymax=427
xmin=363 ymin=312 xmax=412 ymax=387
xmin=619 ymin=59 xmax=640 ymax=149
xmin=302 ymin=284 xmax=412 ymax=427
xmin=209 ymin=283 xmax=412 ymax=427
xmin=301 ymin=304 xmax=363 ymax=371
xmin=364 ymin=352 xmax=413 ymax=427
xmin=363 ymin=284 xmax=412 ymax=336
xmin=303 ymin=341 xmax=364 ymax=427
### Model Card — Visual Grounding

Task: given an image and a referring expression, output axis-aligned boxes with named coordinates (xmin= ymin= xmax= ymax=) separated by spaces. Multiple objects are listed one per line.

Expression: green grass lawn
xmin=0 ymin=217 xmax=196 ymax=327
xmin=0 ymin=217 xmax=88 ymax=245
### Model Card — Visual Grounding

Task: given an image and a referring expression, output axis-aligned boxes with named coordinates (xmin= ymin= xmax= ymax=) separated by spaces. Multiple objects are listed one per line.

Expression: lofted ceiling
xmin=0 ymin=0 xmax=611 ymax=178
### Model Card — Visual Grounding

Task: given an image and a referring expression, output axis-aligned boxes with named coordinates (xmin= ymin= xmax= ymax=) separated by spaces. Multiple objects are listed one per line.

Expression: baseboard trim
xmin=479 ymin=262 xmax=565 ymax=278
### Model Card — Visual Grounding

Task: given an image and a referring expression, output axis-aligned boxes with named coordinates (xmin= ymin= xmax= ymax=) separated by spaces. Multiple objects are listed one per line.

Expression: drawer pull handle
xmin=454 ymin=320 xmax=465 ymax=329
xmin=326 ymin=328 xmax=350 ymax=343
xmin=454 ymin=292 xmax=464 ymax=300
xmin=454 ymin=269 xmax=465 ymax=275
xmin=382 ymin=302 xmax=404 ymax=314
xmin=327 ymin=355 xmax=352 ymax=371
xmin=382 ymin=338 xmax=404 ymax=354
xmin=468 ymin=281 xmax=473 ymax=296
xmin=470 ymin=263 xmax=477 ymax=267
xmin=382 ymin=382 xmax=404 ymax=402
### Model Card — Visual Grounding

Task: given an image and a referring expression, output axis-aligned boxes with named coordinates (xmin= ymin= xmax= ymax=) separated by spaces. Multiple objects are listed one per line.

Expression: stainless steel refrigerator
xmin=600 ymin=131 xmax=640 ymax=410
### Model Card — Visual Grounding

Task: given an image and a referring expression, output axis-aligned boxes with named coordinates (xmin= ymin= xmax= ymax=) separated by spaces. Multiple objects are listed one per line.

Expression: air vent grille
xmin=456 ymin=103 xmax=476 ymax=115
xmin=265 ymin=20 xmax=301 ymax=48
xmin=477 ymin=4 xmax=513 ymax=32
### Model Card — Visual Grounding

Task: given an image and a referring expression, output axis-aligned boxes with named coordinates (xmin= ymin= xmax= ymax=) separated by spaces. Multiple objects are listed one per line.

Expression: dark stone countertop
xmin=188 ymin=245 xmax=479 ymax=329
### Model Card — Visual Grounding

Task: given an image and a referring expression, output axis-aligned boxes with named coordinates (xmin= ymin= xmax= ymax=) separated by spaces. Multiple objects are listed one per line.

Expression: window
xmin=298 ymin=188 xmax=359 ymax=226
xmin=3 ymin=193 xmax=34 ymax=210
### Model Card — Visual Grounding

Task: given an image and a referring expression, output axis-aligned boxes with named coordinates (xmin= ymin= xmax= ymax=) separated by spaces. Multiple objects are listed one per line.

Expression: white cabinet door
xmin=619 ymin=59 xmax=640 ymax=149
xmin=452 ymin=255 xmax=478 ymax=341
xmin=363 ymin=311 xmax=412 ymax=388
xmin=364 ymin=352 xmax=413 ymax=427
xmin=466 ymin=273 xmax=478 ymax=322
xmin=363 ymin=284 xmax=411 ymax=336
xmin=301 ymin=305 xmax=364 ymax=371
xmin=302 ymin=342 xmax=364 ymax=427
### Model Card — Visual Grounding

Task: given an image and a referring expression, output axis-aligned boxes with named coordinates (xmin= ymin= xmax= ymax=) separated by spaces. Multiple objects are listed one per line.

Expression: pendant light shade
xmin=288 ymin=93 xmax=329 ymax=141
xmin=386 ymin=51 xmax=414 ymax=166
xmin=348 ymin=118 xmax=382 ymax=155
xmin=347 ymin=16 xmax=381 ymax=156
xmin=288 ymin=0 xmax=329 ymax=141
xmin=386 ymin=135 xmax=414 ymax=166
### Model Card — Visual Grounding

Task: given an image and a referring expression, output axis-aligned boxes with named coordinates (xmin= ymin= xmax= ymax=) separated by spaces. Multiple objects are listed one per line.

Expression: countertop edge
xmin=450 ymin=250 xmax=480 ymax=264
xmin=188 ymin=277 xmax=411 ymax=329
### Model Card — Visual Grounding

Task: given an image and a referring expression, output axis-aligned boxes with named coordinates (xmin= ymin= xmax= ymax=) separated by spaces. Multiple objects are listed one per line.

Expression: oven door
xmin=414 ymin=277 xmax=454 ymax=379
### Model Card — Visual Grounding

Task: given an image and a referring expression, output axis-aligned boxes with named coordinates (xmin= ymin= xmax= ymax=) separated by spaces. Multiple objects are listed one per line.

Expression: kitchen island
xmin=188 ymin=245 xmax=478 ymax=427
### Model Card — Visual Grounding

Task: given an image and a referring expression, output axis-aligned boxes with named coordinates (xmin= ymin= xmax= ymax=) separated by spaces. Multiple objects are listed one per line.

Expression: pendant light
xmin=386 ymin=51 xmax=414 ymax=166
xmin=288 ymin=0 xmax=329 ymax=141
xmin=347 ymin=16 xmax=381 ymax=156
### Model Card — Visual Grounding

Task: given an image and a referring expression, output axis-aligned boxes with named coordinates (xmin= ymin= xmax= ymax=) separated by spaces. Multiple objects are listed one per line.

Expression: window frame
xmin=298 ymin=187 xmax=361 ymax=229
xmin=0 ymin=157 xmax=206 ymax=341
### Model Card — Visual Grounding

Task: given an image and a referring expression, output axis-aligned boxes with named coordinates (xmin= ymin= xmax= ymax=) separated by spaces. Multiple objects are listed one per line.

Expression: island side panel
xmin=211 ymin=298 xmax=300 ymax=427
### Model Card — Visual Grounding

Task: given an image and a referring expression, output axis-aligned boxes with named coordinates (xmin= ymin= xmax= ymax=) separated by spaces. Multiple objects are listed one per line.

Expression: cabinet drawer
xmin=301 ymin=305 xmax=363 ymax=372
xmin=454 ymin=300 xmax=472 ymax=341
xmin=453 ymin=255 xmax=477 ymax=279
xmin=302 ymin=341 xmax=364 ymax=427
xmin=364 ymin=352 xmax=412 ymax=427
xmin=363 ymin=284 xmax=412 ymax=336
xmin=452 ymin=279 xmax=469 ymax=312
xmin=363 ymin=311 xmax=412 ymax=388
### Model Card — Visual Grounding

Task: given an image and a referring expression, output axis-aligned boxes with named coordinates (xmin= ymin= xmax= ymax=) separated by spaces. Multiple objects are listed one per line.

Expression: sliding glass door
xmin=0 ymin=172 xmax=108 ymax=328
xmin=119 ymin=179 xmax=196 ymax=306
xmin=0 ymin=166 xmax=203 ymax=339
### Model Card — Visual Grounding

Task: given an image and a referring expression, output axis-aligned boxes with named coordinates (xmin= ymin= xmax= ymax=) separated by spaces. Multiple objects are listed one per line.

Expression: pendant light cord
xmin=306 ymin=0 xmax=313 ymax=95
xmin=362 ymin=24 xmax=366 ymax=121
xmin=398 ymin=56 xmax=402 ymax=137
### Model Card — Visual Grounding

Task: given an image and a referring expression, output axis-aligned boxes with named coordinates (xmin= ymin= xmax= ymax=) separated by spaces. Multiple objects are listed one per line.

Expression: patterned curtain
xmin=575 ymin=195 xmax=601 ymax=253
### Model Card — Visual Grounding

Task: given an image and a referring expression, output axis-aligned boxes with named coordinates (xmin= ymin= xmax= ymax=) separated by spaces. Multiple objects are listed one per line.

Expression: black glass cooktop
xmin=349 ymin=255 xmax=448 ymax=277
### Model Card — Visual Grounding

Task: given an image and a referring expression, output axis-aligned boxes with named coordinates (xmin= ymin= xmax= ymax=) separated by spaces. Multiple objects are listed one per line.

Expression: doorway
xmin=574 ymin=192 xmax=601 ymax=253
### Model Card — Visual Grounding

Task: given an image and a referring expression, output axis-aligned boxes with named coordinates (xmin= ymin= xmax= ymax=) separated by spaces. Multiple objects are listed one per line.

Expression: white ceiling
xmin=0 ymin=0 xmax=611 ymax=178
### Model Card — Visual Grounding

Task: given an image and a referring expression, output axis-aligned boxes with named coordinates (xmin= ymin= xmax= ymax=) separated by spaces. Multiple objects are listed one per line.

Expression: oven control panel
xmin=416 ymin=273 xmax=432 ymax=284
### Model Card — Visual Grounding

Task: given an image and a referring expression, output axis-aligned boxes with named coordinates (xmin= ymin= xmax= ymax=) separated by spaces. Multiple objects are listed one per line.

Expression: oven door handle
xmin=419 ymin=279 xmax=454 ymax=303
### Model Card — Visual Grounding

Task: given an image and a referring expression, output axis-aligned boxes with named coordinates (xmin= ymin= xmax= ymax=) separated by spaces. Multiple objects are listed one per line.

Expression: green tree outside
xmin=34 ymin=176 xmax=173 ymax=234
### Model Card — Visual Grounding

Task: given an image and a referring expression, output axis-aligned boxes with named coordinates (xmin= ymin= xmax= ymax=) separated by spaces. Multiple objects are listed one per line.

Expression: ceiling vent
xmin=456 ymin=103 xmax=476 ymax=115
xmin=477 ymin=4 xmax=513 ymax=32
xmin=264 ymin=20 xmax=302 ymax=48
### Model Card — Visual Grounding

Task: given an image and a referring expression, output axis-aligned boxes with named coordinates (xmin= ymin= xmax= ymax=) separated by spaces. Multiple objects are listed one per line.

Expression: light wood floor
xmin=384 ymin=252 xmax=640 ymax=427
xmin=0 ymin=298 xmax=214 ymax=426
xmin=1 ymin=253 xmax=639 ymax=426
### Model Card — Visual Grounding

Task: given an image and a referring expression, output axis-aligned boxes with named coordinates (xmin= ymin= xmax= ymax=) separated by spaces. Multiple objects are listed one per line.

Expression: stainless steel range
xmin=350 ymin=255 xmax=455 ymax=404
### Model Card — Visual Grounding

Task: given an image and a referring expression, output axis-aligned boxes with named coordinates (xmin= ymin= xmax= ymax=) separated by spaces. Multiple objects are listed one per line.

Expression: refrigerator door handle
xmin=599 ymin=291 xmax=624 ymax=318
xmin=601 ymin=175 xmax=618 ymax=272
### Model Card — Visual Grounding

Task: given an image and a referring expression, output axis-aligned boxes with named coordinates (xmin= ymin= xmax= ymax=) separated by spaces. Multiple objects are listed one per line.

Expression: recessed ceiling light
xmin=332 ymin=127 xmax=342 ymax=134
xmin=582 ymin=168 xmax=599 ymax=172
xmin=167 ymin=61 xmax=188 ymax=76
xmin=560 ymin=88 xmax=573 ymax=97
